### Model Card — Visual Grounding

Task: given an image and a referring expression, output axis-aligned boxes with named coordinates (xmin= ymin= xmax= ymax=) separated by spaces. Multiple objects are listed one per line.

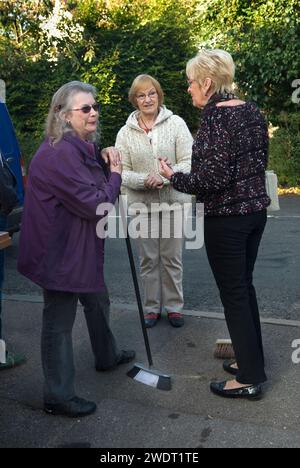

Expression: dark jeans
xmin=0 ymin=214 xmax=7 ymax=340
xmin=42 ymin=289 xmax=120 ymax=405
xmin=204 ymin=210 xmax=267 ymax=385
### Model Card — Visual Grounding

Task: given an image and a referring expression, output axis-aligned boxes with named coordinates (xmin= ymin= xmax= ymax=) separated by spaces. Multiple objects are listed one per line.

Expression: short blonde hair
xmin=128 ymin=74 xmax=164 ymax=108
xmin=46 ymin=81 xmax=99 ymax=144
xmin=186 ymin=49 xmax=235 ymax=94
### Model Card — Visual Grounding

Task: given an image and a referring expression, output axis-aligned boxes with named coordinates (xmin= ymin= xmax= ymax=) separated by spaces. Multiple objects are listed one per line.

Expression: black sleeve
xmin=0 ymin=161 xmax=19 ymax=215
xmin=171 ymin=114 xmax=234 ymax=196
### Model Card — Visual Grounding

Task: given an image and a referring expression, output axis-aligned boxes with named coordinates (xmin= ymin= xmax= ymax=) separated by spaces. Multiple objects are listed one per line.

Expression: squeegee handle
xmin=119 ymin=197 xmax=153 ymax=367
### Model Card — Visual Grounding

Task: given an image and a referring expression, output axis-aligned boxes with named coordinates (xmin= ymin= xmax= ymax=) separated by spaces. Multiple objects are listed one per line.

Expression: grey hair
xmin=46 ymin=81 xmax=100 ymax=144
xmin=186 ymin=49 xmax=235 ymax=94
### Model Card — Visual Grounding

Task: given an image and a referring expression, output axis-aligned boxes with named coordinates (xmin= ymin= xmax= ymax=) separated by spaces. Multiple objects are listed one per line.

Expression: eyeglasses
xmin=187 ymin=79 xmax=196 ymax=87
xmin=69 ymin=103 xmax=100 ymax=114
xmin=136 ymin=91 xmax=158 ymax=101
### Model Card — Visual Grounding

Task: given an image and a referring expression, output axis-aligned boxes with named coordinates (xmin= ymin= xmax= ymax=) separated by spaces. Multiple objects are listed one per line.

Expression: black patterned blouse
xmin=170 ymin=94 xmax=271 ymax=216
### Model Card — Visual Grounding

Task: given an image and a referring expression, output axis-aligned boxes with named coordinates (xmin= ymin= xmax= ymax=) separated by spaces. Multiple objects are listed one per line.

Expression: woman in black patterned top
xmin=160 ymin=49 xmax=270 ymax=400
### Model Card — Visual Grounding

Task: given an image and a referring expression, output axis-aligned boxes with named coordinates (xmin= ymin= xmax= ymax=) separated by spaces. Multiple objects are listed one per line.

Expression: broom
xmin=118 ymin=196 xmax=171 ymax=391
xmin=214 ymin=339 xmax=235 ymax=359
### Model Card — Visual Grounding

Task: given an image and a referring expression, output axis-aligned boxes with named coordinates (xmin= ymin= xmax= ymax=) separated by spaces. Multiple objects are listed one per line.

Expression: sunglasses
xmin=69 ymin=103 xmax=100 ymax=114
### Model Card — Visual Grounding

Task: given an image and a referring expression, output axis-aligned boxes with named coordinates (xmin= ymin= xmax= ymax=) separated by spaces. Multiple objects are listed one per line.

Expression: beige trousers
xmin=135 ymin=211 xmax=184 ymax=315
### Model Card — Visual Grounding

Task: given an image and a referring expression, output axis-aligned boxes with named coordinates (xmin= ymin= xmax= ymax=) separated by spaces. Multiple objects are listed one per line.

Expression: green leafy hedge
xmin=269 ymin=113 xmax=300 ymax=187
xmin=0 ymin=0 xmax=299 ymax=186
xmin=0 ymin=0 xmax=199 ymax=161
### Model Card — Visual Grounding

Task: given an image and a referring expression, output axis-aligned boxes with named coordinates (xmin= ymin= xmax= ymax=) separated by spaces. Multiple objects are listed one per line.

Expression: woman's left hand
xmin=159 ymin=159 xmax=174 ymax=180
xmin=101 ymin=147 xmax=122 ymax=166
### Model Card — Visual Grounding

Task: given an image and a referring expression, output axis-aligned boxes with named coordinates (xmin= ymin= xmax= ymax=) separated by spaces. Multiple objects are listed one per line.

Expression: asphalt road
xmin=4 ymin=195 xmax=300 ymax=320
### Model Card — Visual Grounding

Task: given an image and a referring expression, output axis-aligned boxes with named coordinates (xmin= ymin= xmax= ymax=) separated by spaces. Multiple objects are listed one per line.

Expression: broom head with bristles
xmin=214 ymin=339 xmax=235 ymax=359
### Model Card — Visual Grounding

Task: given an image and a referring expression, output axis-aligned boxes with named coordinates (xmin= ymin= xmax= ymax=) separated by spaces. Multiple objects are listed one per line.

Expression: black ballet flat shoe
xmin=210 ymin=381 xmax=262 ymax=400
xmin=223 ymin=360 xmax=238 ymax=376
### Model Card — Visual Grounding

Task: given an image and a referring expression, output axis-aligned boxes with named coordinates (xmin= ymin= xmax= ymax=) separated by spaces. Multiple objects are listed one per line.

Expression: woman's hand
xmin=158 ymin=156 xmax=172 ymax=166
xmin=101 ymin=147 xmax=122 ymax=167
xmin=110 ymin=159 xmax=122 ymax=175
xmin=144 ymin=173 xmax=164 ymax=189
xmin=159 ymin=159 xmax=174 ymax=180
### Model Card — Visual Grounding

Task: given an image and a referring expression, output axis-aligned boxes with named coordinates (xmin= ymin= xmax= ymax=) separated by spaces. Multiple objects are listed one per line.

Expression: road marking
xmin=268 ymin=215 xmax=300 ymax=218
xmin=4 ymin=295 xmax=300 ymax=328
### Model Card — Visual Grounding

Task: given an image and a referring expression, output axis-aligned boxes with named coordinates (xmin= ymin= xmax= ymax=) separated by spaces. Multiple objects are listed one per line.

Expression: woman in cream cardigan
xmin=116 ymin=74 xmax=193 ymax=328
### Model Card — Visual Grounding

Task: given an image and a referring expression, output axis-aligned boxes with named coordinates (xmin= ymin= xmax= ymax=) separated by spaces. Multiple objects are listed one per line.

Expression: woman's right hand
xmin=101 ymin=147 xmax=122 ymax=167
xmin=159 ymin=160 xmax=174 ymax=180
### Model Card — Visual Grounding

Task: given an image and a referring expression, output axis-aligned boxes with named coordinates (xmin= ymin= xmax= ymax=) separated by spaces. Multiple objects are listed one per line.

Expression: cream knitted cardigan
xmin=115 ymin=106 xmax=193 ymax=213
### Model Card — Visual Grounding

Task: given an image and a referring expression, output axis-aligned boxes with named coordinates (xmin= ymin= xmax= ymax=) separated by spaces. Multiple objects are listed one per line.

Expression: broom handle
xmin=119 ymin=196 xmax=153 ymax=367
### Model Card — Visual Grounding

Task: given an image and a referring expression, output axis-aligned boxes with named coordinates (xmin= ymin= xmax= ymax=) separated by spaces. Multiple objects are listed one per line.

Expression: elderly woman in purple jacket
xmin=18 ymin=81 xmax=135 ymax=418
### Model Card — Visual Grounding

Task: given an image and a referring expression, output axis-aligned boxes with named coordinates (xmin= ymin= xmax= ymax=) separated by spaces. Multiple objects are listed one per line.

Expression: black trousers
xmin=42 ymin=289 xmax=119 ymax=404
xmin=205 ymin=210 xmax=267 ymax=385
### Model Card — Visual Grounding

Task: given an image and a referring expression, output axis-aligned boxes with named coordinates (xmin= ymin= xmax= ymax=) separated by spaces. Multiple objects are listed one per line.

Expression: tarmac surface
xmin=1 ymin=295 xmax=300 ymax=448
xmin=4 ymin=196 xmax=300 ymax=321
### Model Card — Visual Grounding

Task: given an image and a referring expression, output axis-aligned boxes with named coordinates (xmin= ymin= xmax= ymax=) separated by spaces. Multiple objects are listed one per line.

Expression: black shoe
xmin=96 ymin=350 xmax=136 ymax=371
xmin=223 ymin=360 xmax=238 ymax=376
xmin=144 ymin=313 xmax=160 ymax=328
xmin=44 ymin=396 xmax=97 ymax=418
xmin=168 ymin=312 xmax=184 ymax=328
xmin=210 ymin=381 xmax=262 ymax=400
xmin=117 ymin=349 xmax=136 ymax=365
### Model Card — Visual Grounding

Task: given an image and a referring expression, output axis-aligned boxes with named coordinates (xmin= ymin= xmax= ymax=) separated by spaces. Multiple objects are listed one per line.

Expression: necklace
xmin=139 ymin=114 xmax=156 ymax=133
